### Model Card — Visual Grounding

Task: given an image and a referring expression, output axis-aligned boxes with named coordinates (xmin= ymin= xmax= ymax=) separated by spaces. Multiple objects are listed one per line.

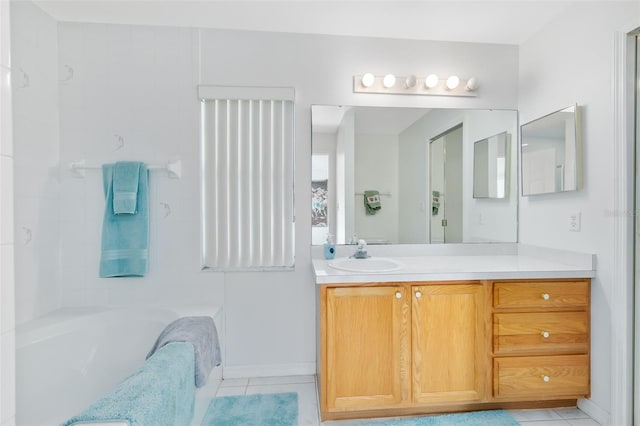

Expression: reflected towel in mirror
xmin=364 ymin=190 xmax=381 ymax=215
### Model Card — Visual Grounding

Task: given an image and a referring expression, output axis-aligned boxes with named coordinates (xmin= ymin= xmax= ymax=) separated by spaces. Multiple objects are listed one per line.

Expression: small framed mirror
xmin=473 ymin=131 xmax=510 ymax=199
xmin=521 ymin=105 xmax=581 ymax=196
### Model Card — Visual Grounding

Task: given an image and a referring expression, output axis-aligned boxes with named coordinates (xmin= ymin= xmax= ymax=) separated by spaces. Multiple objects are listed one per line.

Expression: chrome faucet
xmin=352 ymin=239 xmax=369 ymax=259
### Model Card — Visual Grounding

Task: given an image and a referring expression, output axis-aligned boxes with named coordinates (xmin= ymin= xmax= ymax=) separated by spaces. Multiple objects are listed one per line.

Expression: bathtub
xmin=16 ymin=305 xmax=223 ymax=426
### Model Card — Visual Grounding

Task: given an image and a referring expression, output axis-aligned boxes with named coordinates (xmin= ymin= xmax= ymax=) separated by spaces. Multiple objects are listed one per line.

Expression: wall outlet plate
xmin=569 ymin=211 xmax=581 ymax=232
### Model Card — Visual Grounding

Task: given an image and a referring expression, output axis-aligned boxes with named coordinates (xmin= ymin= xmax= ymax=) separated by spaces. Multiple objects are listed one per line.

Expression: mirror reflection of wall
xmin=521 ymin=105 xmax=581 ymax=196
xmin=473 ymin=131 xmax=510 ymax=199
xmin=311 ymin=106 xmax=519 ymax=245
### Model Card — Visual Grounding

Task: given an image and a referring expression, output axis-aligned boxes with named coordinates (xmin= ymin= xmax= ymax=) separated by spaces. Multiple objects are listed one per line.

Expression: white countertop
xmin=312 ymin=244 xmax=595 ymax=284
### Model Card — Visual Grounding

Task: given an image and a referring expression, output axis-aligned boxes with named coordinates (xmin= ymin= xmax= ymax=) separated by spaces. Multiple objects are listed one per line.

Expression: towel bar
xmin=355 ymin=192 xmax=392 ymax=197
xmin=69 ymin=160 xmax=181 ymax=179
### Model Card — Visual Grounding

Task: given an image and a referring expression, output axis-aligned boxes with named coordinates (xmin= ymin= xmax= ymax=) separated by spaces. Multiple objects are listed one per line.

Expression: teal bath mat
xmin=356 ymin=410 xmax=519 ymax=426
xmin=201 ymin=392 xmax=298 ymax=426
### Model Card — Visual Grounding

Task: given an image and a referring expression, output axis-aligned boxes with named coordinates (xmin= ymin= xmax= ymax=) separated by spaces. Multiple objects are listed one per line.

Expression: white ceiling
xmin=312 ymin=106 xmax=349 ymax=134
xmin=312 ymin=105 xmax=430 ymax=135
xmin=353 ymin=107 xmax=429 ymax=135
xmin=31 ymin=0 xmax=587 ymax=46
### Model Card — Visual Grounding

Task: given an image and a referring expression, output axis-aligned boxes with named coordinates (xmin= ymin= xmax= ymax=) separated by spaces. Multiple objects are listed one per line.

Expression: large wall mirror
xmin=521 ymin=105 xmax=581 ymax=196
xmin=311 ymin=106 xmax=519 ymax=245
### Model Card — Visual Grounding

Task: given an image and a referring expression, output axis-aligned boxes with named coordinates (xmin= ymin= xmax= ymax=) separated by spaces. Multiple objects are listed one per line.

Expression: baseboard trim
xmin=577 ymin=398 xmax=609 ymax=426
xmin=222 ymin=362 xmax=316 ymax=379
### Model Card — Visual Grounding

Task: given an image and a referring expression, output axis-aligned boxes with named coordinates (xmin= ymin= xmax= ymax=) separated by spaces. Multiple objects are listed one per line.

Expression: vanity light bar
xmin=354 ymin=74 xmax=478 ymax=97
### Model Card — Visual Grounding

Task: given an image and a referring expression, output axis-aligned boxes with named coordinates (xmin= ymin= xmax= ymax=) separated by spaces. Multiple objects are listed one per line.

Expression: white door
xmin=429 ymin=126 xmax=463 ymax=243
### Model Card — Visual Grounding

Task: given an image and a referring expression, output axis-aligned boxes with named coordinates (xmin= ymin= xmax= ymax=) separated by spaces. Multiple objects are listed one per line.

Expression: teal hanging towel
xmin=99 ymin=162 xmax=149 ymax=277
xmin=364 ymin=190 xmax=382 ymax=215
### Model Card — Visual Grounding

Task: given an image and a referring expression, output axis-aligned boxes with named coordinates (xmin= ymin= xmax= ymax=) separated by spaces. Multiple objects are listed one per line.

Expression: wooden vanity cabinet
xmin=320 ymin=281 xmax=488 ymax=419
xmin=318 ymin=278 xmax=591 ymax=421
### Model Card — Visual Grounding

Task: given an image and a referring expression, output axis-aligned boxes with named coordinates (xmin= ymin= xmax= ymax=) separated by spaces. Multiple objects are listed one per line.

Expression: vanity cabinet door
xmin=411 ymin=283 xmax=487 ymax=404
xmin=324 ymin=286 xmax=410 ymax=412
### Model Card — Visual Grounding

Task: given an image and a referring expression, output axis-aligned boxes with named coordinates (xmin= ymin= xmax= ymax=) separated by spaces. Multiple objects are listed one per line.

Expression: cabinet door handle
xmin=415 ymin=291 xmax=422 ymax=298
xmin=541 ymin=331 xmax=550 ymax=338
xmin=542 ymin=375 xmax=550 ymax=383
xmin=395 ymin=291 xmax=402 ymax=299
xmin=541 ymin=293 xmax=550 ymax=300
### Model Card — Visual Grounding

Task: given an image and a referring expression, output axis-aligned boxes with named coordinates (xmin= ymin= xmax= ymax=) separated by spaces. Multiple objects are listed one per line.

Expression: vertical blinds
xmin=200 ymin=86 xmax=295 ymax=270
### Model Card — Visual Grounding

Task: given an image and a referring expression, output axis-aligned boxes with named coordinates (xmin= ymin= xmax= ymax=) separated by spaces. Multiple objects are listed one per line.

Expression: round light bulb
xmin=446 ymin=75 xmax=460 ymax=90
xmin=425 ymin=74 xmax=439 ymax=89
xmin=361 ymin=73 xmax=375 ymax=88
xmin=383 ymin=74 xmax=396 ymax=88
xmin=465 ymin=77 xmax=479 ymax=91
xmin=405 ymin=75 xmax=417 ymax=89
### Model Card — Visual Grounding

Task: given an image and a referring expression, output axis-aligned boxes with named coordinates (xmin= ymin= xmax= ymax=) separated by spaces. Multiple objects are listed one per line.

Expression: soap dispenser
xmin=324 ymin=234 xmax=336 ymax=260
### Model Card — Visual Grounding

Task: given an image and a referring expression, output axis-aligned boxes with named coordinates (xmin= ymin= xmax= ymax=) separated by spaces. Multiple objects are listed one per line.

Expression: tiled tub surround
xmin=15 ymin=305 xmax=223 ymax=425
xmin=313 ymin=244 xmax=595 ymax=422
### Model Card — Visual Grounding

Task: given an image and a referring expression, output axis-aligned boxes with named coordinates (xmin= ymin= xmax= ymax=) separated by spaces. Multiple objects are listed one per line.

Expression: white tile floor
xmin=192 ymin=375 xmax=601 ymax=426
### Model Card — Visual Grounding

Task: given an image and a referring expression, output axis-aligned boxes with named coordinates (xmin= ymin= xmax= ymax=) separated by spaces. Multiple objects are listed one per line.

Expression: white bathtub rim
xmin=16 ymin=304 xmax=222 ymax=349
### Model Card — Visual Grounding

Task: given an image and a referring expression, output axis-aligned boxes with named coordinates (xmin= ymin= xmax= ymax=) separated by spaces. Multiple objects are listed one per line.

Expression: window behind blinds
xmin=199 ymin=86 xmax=295 ymax=270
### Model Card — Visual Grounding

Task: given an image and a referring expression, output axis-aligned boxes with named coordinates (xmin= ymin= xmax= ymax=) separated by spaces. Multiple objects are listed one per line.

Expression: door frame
xmin=611 ymin=27 xmax=639 ymax=426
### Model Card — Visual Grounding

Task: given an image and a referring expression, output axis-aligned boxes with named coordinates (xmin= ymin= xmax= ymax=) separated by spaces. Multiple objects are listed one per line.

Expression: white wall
xmin=45 ymin=18 xmax=518 ymax=376
xmin=354 ymin=133 xmax=399 ymax=243
xmin=0 ymin=0 xmax=15 ymax=423
xmin=518 ymin=2 xmax=640 ymax=422
xmin=10 ymin=1 xmax=60 ymax=326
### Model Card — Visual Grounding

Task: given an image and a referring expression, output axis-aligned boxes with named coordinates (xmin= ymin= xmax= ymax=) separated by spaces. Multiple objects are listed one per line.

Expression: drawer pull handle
xmin=542 ymin=293 xmax=550 ymax=300
xmin=542 ymin=375 xmax=550 ymax=383
xmin=541 ymin=331 xmax=550 ymax=338
xmin=415 ymin=291 xmax=422 ymax=298
xmin=395 ymin=292 xmax=402 ymax=299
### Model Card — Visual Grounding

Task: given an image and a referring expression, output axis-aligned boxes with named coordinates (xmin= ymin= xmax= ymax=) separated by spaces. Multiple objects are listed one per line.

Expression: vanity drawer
xmin=493 ymin=281 xmax=589 ymax=310
xmin=494 ymin=312 xmax=588 ymax=355
xmin=493 ymin=355 xmax=589 ymax=399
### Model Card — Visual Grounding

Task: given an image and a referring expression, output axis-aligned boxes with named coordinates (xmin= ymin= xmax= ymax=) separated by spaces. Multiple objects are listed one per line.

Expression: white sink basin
xmin=328 ymin=257 xmax=404 ymax=273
